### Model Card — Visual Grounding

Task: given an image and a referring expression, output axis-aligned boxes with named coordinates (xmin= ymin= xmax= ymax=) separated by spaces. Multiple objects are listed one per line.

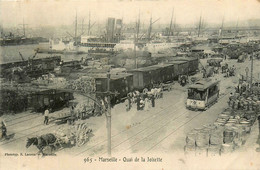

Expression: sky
xmin=0 ymin=0 xmax=260 ymax=28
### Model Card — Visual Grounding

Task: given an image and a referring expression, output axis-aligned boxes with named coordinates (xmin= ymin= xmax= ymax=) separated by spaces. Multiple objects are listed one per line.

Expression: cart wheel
xmin=43 ymin=146 xmax=53 ymax=155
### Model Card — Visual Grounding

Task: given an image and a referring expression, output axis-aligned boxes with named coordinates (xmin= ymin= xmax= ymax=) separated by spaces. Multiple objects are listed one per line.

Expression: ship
xmin=1 ymin=23 xmax=48 ymax=46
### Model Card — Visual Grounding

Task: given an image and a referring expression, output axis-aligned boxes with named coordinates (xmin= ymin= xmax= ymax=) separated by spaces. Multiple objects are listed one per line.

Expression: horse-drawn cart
xmin=26 ymin=122 xmax=93 ymax=155
xmin=49 ymin=105 xmax=94 ymax=125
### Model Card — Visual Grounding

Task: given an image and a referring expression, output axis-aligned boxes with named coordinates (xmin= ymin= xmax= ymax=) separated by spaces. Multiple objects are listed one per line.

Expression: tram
xmin=186 ymin=79 xmax=220 ymax=111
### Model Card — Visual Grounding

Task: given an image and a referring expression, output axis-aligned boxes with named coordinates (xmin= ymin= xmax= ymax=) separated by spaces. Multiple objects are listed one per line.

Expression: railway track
xmin=121 ymin=91 xmax=230 ymax=155
xmin=74 ymin=101 xmax=185 ymax=156
xmin=5 ymin=112 xmax=36 ymax=123
xmin=74 ymin=90 xmax=230 ymax=156
xmin=0 ymin=88 xmax=230 ymax=157
xmin=0 ymin=91 xmax=184 ymax=149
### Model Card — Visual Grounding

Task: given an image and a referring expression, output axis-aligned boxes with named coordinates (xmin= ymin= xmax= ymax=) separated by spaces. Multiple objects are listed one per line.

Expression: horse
xmin=26 ymin=133 xmax=57 ymax=155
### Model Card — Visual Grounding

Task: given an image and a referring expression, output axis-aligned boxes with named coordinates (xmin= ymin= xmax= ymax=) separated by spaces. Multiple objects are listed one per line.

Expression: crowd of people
xmin=124 ymin=88 xmax=163 ymax=112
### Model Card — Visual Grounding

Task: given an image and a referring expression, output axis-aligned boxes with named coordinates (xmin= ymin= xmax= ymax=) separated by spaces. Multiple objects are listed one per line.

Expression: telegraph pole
xmin=134 ymin=32 xmax=137 ymax=69
xmin=250 ymin=53 xmax=254 ymax=93
xmin=106 ymin=69 xmax=112 ymax=156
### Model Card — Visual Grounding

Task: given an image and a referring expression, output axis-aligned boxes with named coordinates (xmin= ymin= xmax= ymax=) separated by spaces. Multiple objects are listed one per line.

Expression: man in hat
xmin=43 ymin=107 xmax=49 ymax=125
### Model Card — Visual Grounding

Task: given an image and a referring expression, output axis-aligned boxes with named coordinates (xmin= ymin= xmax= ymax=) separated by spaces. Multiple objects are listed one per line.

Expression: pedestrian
xmin=136 ymin=96 xmax=141 ymax=111
xmin=229 ymin=93 xmax=234 ymax=107
xmin=43 ymin=107 xmax=49 ymax=125
xmin=151 ymin=94 xmax=155 ymax=107
xmin=0 ymin=118 xmax=7 ymax=139
xmin=144 ymin=98 xmax=149 ymax=111
xmin=140 ymin=98 xmax=145 ymax=110
xmin=125 ymin=99 xmax=129 ymax=112
xmin=127 ymin=93 xmax=132 ymax=110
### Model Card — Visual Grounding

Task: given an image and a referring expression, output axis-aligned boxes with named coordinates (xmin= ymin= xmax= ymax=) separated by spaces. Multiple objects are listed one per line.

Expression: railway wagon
xmin=152 ymin=64 xmax=175 ymax=83
xmin=128 ymin=66 xmax=162 ymax=90
xmin=29 ymin=89 xmax=74 ymax=112
xmin=167 ymin=60 xmax=189 ymax=79
xmin=91 ymin=73 xmax=134 ymax=104
xmin=172 ymin=57 xmax=199 ymax=75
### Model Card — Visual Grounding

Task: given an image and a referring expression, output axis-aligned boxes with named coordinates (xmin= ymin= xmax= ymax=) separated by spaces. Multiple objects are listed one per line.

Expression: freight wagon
xmin=172 ymin=57 xmax=199 ymax=75
xmin=128 ymin=66 xmax=162 ymax=90
xmin=29 ymin=89 xmax=74 ymax=112
xmin=128 ymin=58 xmax=198 ymax=90
xmin=90 ymin=73 xmax=134 ymax=104
xmin=167 ymin=60 xmax=189 ymax=79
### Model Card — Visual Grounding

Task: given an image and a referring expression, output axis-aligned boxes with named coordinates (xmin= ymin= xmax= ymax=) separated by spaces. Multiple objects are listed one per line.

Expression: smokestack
xmin=106 ymin=18 xmax=115 ymax=42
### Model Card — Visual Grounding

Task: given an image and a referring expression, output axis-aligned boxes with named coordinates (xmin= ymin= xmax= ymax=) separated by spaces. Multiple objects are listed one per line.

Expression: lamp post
xmin=106 ymin=69 xmax=112 ymax=156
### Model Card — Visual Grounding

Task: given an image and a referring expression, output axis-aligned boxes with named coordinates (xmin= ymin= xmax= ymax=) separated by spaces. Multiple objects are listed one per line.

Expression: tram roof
xmin=188 ymin=79 xmax=220 ymax=90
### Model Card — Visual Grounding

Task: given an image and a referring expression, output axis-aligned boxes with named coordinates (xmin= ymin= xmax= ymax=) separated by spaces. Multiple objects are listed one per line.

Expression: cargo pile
xmin=54 ymin=122 xmax=92 ymax=147
xmin=229 ymin=89 xmax=260 ymax=111
xmin=32 ymin=74 xmax=68 ymax=89
xmin=67 ymin=76 xmax=96 ymax=93
xmin=185 ymin=90 xmax=259 ymax=156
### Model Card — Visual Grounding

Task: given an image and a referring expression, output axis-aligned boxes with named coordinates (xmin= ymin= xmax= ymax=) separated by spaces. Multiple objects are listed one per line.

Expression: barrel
xmin=196 ymin=130 xmax=209 ymax=148
xmin=210 ymin=130 xmax=223 ymax=145
xmin=223 ymin=129 xmax=235 ymax=144
xmin=231 ymin=126 xmax=243 ymax=147
xmin=186 ymin=132 xmax=197 ymax=147
xmin=240 ymin=121 xmax=251 ymax=133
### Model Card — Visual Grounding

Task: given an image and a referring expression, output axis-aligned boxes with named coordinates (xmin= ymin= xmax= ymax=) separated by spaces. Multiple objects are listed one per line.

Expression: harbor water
xmin=0 ymin=44 xmax=87 ymax=64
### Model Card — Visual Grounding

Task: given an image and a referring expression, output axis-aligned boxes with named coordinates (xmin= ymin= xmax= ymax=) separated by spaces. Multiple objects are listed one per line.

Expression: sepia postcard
xmin=0 ymin=0 xmax=260 ymax=169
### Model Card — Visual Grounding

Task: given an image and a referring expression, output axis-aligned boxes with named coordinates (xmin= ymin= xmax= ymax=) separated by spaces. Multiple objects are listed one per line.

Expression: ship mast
xmin=136 ymin=10 xmax=140 ymax=42
xmin=169 ymin=8 xmax=174 ymax=36
xmin=23 ymin=18 xmax=26 ymax=37
xmin=88 ymin=11 xmax=91 ymax=36
xmin=135 ymin=11 xmax=140 ymax=69
xmin=198 ymin=14 xmax=202 ymax=37
xmin=219 ymin=16 xmax=224 ymax=42
xmin=236 ymin=18 xmax=239 ymax=37
xmin=147 ymin=15 xmax=160 ymax=42
xmin=147 ymin=15 xmax=152 ymax=41
xmin=75 ymin=11 xmax=78 ymax=43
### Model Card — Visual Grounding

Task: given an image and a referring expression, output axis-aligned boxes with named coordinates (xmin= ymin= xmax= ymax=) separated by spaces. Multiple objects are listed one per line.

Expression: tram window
xmin=188 ymin=89 xmax=206 ymax=100
xmin=208 ymin=85 xmax=218 ymax=97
